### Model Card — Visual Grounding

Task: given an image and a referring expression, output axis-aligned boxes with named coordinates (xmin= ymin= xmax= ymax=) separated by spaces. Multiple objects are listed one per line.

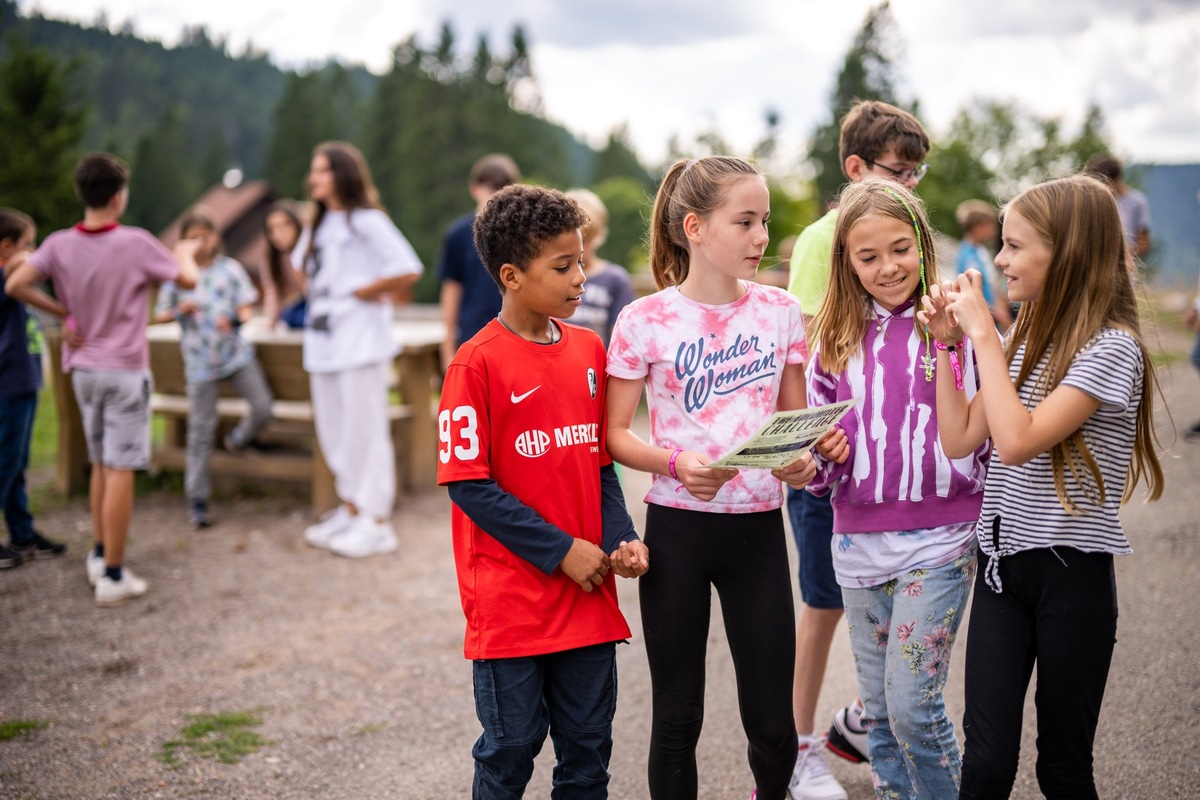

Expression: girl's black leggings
xmin=959 ymin=547 xmax=1118 ymax=800
xmin=639 ymin=504 xmax=798 ymax=800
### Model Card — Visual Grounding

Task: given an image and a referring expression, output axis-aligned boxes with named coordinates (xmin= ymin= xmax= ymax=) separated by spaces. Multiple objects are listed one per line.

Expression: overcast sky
xmin=18 ymin=0 xmax=1200 ymax=166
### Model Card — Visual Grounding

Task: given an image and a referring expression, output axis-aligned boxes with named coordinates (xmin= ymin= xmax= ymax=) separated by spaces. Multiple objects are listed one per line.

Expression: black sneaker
xmin=10 ymin=532 xmax=67 ymax=560
xmin=188 ymin=500 xmax=212 ymax=529
xmin=0 ymin=544 xmax=23 ymax=569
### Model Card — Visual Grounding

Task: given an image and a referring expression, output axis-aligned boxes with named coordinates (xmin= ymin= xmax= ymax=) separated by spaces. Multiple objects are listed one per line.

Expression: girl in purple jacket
xmin=805 ymin=178 xmax=990 ymax=798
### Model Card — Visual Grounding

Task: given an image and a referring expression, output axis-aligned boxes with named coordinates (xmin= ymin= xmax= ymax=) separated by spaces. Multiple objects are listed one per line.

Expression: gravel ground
xmin=2 ymin=335 xmax=1199 ymax=799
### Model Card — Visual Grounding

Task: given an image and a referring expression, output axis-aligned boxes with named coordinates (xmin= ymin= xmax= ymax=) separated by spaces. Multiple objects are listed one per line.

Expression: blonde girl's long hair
xmin=1003 ymin=174 xmax=1163 ymax=510
xmin=812 ymin=177 xmax=940 ymax=375
xmin=648 ymin=156 xmax=762 ymax=290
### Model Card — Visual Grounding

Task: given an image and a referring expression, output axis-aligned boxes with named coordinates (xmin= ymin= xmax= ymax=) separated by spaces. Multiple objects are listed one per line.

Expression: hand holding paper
xmin=815 ymin=427 xmax=850 ymax=464
xmin=771 ymin=451 xmax=817 ymax=489
xmin=674 ymin=449 xmax=738 ymax=502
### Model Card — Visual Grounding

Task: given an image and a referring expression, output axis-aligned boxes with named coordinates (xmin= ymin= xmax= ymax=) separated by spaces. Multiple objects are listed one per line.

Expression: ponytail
xmin=648 ymin=156 xmax=762 ymax=291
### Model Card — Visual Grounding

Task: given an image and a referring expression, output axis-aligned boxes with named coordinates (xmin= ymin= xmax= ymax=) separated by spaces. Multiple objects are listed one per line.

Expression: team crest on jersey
xmin=587 ymin=368 xmax=597 ymax=399
xmin=514 ymin=429 xmax=552 ymax=458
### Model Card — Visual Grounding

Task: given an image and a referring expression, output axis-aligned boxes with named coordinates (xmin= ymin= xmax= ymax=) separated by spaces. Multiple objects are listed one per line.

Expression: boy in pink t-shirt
xmin=6 ymin=152 xmax=198 ymax=606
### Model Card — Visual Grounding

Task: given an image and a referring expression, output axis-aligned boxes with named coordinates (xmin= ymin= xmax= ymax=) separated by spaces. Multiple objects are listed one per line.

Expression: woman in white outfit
xmin=291 ymin=141 xmax=423 ymax=557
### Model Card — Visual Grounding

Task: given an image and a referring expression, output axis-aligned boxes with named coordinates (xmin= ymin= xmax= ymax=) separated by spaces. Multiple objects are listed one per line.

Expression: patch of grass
xmin=0 ymin=719 xmax=46 ymax=740
xmin=30 ymin=385 xmax=58 ymax=472
xmin=159 ymin=711 xmax=270 ymax=768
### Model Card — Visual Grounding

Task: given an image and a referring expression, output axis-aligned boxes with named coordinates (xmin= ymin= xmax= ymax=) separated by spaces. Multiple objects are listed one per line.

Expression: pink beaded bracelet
xmin=668 ymin=448 xmax=683 ymax=480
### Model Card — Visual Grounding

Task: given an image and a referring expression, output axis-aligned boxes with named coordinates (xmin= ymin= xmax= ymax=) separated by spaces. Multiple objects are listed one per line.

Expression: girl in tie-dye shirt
xmin=606 ymin=156 xmax=816 ymax=800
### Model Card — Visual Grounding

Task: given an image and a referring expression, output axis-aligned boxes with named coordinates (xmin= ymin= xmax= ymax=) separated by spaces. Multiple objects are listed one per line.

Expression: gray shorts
xmin=71 ymin=368 xmax=153 ymax=470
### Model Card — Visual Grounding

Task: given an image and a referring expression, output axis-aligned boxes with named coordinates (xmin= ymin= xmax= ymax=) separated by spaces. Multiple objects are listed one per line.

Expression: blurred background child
xmin=154 ymin=207 xmax=273 ymax=528
xmin=955 ymin=199 xmax=1012 ymax=329
xmin=259 ymin=200 xmax=307 ymax=329
xmin=564 ymin=188 xmax=634 ymax=347
xmin=0 ymin=208 xmax=67 ymax=568
xmin=437 ymin=153 xmax=520 ymax=370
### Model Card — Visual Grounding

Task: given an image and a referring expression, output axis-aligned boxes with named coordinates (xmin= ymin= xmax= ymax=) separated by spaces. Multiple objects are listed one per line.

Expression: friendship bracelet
xmin=668 ymin=448 xmax=683 ymax=481
xmin=934 ymin=339 xmax=964 ymax=391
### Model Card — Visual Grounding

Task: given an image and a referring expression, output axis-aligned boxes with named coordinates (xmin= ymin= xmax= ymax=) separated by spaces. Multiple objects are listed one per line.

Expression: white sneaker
xmin=86 ymin=550 xmax=105 ymax=586
xmin=95 ymin=569 xmax=149 ymax=606
xmin=329 ymin=516 xmax=398 ymax=558
xmin=304 ymin=505 xmax=355 ymax=549
xmin=789 ymin=736 xmax=847 ymax=800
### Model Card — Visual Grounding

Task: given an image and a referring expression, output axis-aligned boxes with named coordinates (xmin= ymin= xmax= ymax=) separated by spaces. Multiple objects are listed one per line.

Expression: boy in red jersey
xmin=437 ymin=184 xmax=648 ymax=799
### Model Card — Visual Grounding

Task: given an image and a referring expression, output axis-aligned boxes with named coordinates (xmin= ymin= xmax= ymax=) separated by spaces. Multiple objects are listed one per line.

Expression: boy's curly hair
xmin=473 ymin=184 xmax=586 ymax=291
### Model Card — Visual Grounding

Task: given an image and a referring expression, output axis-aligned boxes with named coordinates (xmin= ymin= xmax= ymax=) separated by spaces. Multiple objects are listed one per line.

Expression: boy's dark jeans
xmin=0 ymin=392 xmax=37 ymax=545
xmin=960 ymin=548 xmax=1117 ymax=800
xmin=472 ymin=641 xmax=617 ymax=800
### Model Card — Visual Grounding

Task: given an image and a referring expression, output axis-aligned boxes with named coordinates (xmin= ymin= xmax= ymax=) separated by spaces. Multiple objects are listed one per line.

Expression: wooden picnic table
xmin=44 ymin=311 xmax=444 ymax=515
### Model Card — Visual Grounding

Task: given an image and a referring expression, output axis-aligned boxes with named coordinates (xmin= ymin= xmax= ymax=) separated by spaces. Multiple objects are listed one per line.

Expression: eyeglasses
xmin=864 ymin=159 xmax=929 ymax=183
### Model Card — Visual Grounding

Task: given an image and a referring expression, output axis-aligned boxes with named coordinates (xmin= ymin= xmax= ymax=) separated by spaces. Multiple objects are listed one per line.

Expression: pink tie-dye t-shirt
xmin=607 ymin=281 xmax=807 ymax=513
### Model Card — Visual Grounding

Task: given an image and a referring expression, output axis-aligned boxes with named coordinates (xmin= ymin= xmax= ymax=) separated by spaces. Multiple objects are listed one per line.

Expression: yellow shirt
xmin=786 ymin=208 xmax=838 ymax=316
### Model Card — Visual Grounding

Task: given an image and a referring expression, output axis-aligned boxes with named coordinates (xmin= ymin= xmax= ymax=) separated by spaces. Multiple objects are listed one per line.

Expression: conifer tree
xmin=0 ymin=36 xmax=88 ymax=233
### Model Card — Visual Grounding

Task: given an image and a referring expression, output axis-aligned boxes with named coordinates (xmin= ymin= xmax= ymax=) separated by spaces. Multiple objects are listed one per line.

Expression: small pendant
xmin=920 ymin=352 xmax=936 ymax=382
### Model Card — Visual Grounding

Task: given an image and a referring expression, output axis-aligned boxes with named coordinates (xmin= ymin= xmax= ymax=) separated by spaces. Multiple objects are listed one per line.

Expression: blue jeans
xmin=0 ymin=392 xmax=37 ymax=545
xmin=787 ymin=487 xmax=842 ymax=609
xmin=471 ymin=642 xmax=617 ymax=799
xmin=1191 ymin=329 xmax=1200 ymax=376
xmin=842 ymin=547 xmax=976 ymax=799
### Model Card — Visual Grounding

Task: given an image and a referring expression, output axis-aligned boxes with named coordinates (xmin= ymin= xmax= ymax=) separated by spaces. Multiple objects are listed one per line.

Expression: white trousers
xmin=309 ymin=360 xmax=395 ymax=519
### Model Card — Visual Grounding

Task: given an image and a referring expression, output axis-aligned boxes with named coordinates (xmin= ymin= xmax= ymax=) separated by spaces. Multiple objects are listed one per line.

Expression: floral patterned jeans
xmin=842 ymin=547 xmax=977 ymax=800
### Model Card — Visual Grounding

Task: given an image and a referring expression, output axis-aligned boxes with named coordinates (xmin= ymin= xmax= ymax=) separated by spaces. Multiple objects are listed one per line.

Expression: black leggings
xmin=640 ymin=504 xmax=797 ymax=800
xmin=959 ymin=548 xmax=1118 ymax=800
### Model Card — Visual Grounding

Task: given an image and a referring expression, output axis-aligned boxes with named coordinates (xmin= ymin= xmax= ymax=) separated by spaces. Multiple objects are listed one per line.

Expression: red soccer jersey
xmin=438 ymin=319 xmax=631 ymax=659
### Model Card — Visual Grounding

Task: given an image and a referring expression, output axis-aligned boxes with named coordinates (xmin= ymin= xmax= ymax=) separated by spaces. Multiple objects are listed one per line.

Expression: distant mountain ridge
xmin=0 ymin=0 xmax=319 ymax=176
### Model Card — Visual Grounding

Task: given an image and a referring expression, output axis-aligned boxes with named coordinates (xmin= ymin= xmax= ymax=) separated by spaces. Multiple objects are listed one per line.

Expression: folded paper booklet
xmin=709 ymin=399 xmax=857 ymax=470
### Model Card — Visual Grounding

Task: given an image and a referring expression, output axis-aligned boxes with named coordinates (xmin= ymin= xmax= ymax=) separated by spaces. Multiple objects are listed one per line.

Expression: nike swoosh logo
xmin=511 ymin=385 xmax=541 ymax=404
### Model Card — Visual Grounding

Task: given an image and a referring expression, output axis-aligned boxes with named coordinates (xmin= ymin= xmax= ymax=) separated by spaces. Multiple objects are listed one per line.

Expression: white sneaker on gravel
xmin=304 ymin=505 xmax=355 ymax=549
xmin=789 ymin=736 xmax=848 ymax=800
xmin=329 ymin=517 xmax=398 ymax=558
xmin=95 ymin=569 xmax=149 ymax=606
xmin=86 ymin=550 xmax=105 ymax=587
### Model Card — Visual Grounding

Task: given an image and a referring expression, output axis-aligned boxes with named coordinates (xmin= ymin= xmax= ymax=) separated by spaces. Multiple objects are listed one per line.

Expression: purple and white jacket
xmin=806 ymin=300 xmax=990 ymax=534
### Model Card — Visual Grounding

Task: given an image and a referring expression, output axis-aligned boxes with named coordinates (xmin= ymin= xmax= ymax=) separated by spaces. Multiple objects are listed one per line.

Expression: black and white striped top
xmin=977 ymin=327 xmax=1144 ymax=591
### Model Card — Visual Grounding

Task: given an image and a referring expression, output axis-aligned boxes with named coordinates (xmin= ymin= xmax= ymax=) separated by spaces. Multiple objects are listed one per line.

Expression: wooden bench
xmin=47 ymin=314 xmax=444 ymax=516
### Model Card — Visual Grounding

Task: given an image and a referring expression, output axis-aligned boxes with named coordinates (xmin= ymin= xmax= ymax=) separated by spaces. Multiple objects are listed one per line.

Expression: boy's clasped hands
xmin=560 ymin=537 xmax=650 ymax=593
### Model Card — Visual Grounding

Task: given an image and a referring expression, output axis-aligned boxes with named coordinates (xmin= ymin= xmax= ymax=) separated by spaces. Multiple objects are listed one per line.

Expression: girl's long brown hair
xmin=648 ymin=156 xmax=762 ymax=290
xmin=1003 ymin=174 xmax=1163 ymax=510
xmin=812 ymin=177 xmax=940 ymax=375
xmin=302 ymin=141 xmax=383 ymax=274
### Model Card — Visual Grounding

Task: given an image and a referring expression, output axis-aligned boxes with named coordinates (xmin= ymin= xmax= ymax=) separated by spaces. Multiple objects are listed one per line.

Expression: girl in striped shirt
xmin=922 ymin=174 xmax=1164 ymax=800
